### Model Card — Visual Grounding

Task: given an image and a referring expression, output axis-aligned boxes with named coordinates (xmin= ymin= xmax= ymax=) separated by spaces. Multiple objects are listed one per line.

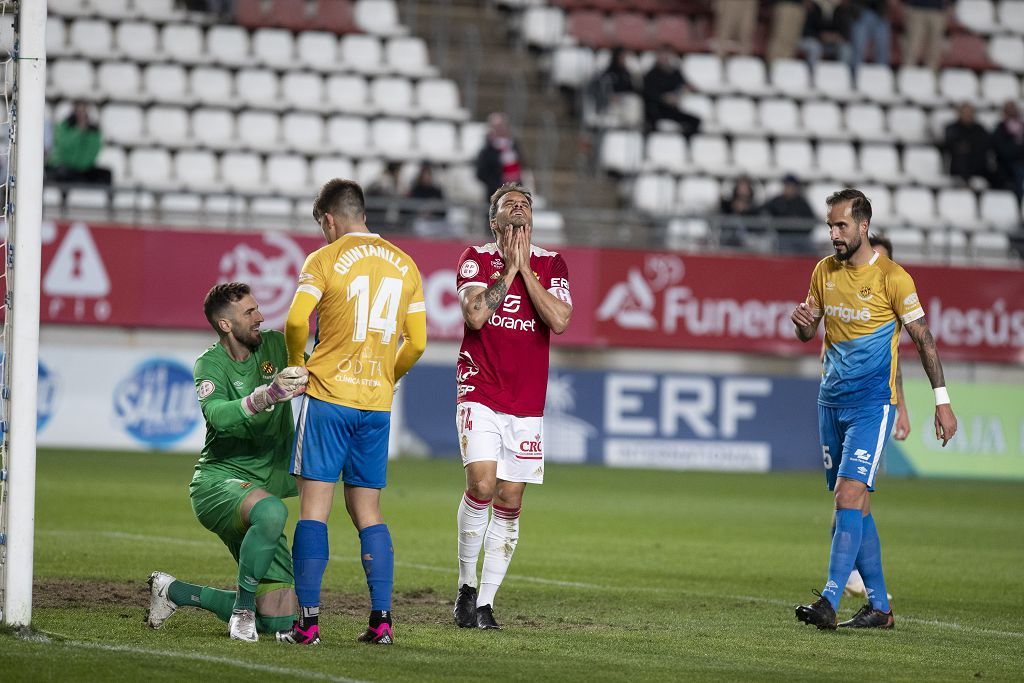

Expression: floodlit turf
xmin=2 ymin=449 xmax=1022 ymax=682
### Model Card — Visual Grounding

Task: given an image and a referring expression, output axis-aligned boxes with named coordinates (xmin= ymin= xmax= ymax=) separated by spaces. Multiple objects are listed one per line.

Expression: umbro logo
xmin=857 ymin=466 xmax=868 ymax=475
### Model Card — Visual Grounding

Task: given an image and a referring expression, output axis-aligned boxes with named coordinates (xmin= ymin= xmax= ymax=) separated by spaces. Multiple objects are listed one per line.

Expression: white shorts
xmin=456 ymin=401 xmax=544 ymax=484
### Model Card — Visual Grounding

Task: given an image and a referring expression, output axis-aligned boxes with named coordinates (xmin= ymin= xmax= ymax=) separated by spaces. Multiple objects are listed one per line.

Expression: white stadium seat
xmin=415 ymin=120 xmax=459 ymax=163
xmin=371 ymin=118 xmax=415 ymax=158
xmin=174 ymin=150 xmax=220 ymax=192
xmin=813 ymin=61 xmax=854 ymax=101
xmin=802 ymin=101 xmax=843 ymax=139
xmin=340 ymin=34 xmax=385 ymax=74
xmin=252 ymin=29 xmax=294 ymax=67
xmin=770 ymin=59 xmax=812 ymax=99
xmin=144 ymin=64 xmax=189 ymax=104
xmin=281 ymin=72 xmax=326 ymax=112
xmin=370 ymin=76 xmax=414 ymax=113
xmin=928 ymin=107 xmax=956 ymax=141
xmin=46 ymin=17 xmax=68 ymax=57
xmin=100 ymin=104 xmax=145 ymax=146
xmin=854 ymin=63 xmax=898 ymax=104
xmin=815 ymin=141 xmax=858 ymax=181
xmin=956 ymin=0 xmax=998 ymax=34
xmin=689 ymin=134 xmax=731 ymax=175
xmin=845 ymin=103 xmax=888 ymax=142
xmin=758 ymin=98 xmax=802 ymax=137
xmin=296 ymin=31 xmax=340 ymax=71
xmin=146 ymin=106 xmax=190 ymax=148
xmin=325 ymin=74 xmax=370 ymax=113
xmin=146 ymin=0 xmax=183 ymax=21
xmin=886 ymin=227 xmax=927 ymax=261
xmin=50 ymin=59 xmax=95 ymax=100
xmin=356 ymin=157 xmax=387 ymax=186
xmin=311 ymin=157 xmax=356 ymax=185
xmin=221 ymin=152 xmax=265 ymax=191
xmin=237 ymin=111 xmax=281 ymax=152
xmin=551 ymin=46 xmax=596 ymax=88
xmin=857 ymin=184 xmax=893 ymax=225
xmin=645 ymin=131 xmax=687 ymax=174
xmin=715 ymin=96 xmax=759 ymax=134
xmin=97 ymin=61 xmax=143 ymax=103
xmin=92 ymin=0 xmax=134 ymax=19
xmin=191 ymin=108 xmax=236 ymax=151
xmin=937 ymin=189 xmax=979 ymax=229
xmin=522 ymin=6 xmax=566 ymax=48
xmin=894 ymin=186 xmax=938 ymax=225
xmin=354 ymin=0 xmax=406 ymax=36
xmin=97 ymin=147 xmax=126 ymax=184
xmin=236 ymin=69 xmax=281 ymax=109
xmin=725 ymin=56 xmax=772 ymax=96
xmin=207 ymin=25 xmax=251 ymax=67
xmin=980 ymin=71 xmax=1020 ymax=106
xmin=49 ymin=0 xmax=91 ymax=17
xmin=683 ymin=54 xmax=728 ymax=95
xmin=266 ymin=154 xmax=311 ymax=197
xmin=732 ymin=138 xmax=773 ymax=177
xmin=1000 ymin=1 xmax=1024 ymax=34
xmin=250 ymin=198 xmax=296 ymax=225
xmin=282 ymin=112 xmax=326 ymax=154
xmin=115 ymin=21 xmax=158 ymax=61
xmin=65 ymin=188 xmax=109 ymax=211
xmin=327 ymin=115 xmax=372 ymax=156
xmin=386 ymin=36 xmax=435 ymax=77
xmin=970 ymin=231 xmax=1011 ymax=260
xmin=989 ymin=35 xmax=1024 ymax=72
xmin=599 ymin=130 xmax=644 ymax=173
xmin=633 ymin=173 xmax=676 ymax=215
xmin=678 ymin=176 xmax=721 ymax=213
xmin=160 ymin=193 xmax=204 ymax=217
xmin=460 ymin=121 xmax=488 ymax=161
xmin=859 ymin=144 xmax=902 ymax=185
xmin=68 ymin=19 xmax=113 ymax=59
xmin=887 ymin=106 xmax=929 ymax=143
xmin=773 ymin=139 xmax=814 ymax=177
xmin=679 ymin=93 xmax=715 ymax=132
xmin=190 ymin=66 xmax=235 ymax=107
xmin=928 ymin=230 xmax=969 ymax=262
xmin=903 ymin=146 xmax=948 ymax=187
xmin=161 ymin=24 xmax=204 ymax=66
xmin=127 ymin=148 xmax=174 ymax=190
xmin=897 ymin=66 xmax=941 ymax=106
xmin=939 ymin=69 xmax=979 ymax=103
xmin=417 ymin=79 xmax=466 ymax=120
xmin=979 ymin=190 xmax=1020 ymax=231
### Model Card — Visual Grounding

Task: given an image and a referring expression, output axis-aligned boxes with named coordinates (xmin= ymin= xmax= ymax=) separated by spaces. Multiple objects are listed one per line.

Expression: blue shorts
xmin=818 ymin=403 xmax=896 ymax=492
xmin=291 ymin=395 xmax=391 ymax=488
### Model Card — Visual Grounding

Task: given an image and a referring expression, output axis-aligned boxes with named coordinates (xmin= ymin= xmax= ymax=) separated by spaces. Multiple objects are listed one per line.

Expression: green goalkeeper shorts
xmin=189 ymin=476 xmax=294 ymax=588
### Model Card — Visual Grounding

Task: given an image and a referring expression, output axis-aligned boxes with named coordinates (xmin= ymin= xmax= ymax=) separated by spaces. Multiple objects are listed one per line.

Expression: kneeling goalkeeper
xmin=146 ymin=282 xmax=308 ymax=642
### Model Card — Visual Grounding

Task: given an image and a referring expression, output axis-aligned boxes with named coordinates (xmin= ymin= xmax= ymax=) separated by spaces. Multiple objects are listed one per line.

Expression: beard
xmin=232 ymin=326 xmax=263 ymax=352
xmin=833 ymin=233 xmax=861 ymax=262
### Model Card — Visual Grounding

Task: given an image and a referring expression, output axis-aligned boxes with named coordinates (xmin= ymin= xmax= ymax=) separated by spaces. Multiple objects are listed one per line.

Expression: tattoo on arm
xmin=483 ymin=279 xmax=508 ymax=312
xmin=905 ymin=319 xmax=946 ymax=388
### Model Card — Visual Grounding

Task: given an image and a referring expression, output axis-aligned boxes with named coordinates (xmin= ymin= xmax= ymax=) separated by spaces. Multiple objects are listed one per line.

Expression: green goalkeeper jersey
xmin=191 ymin=330 xmax=298 ymax=500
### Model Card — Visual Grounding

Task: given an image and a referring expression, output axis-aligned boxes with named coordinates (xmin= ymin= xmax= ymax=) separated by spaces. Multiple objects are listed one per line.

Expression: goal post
xmin=1 ymin=0 xmax=45 ymax=627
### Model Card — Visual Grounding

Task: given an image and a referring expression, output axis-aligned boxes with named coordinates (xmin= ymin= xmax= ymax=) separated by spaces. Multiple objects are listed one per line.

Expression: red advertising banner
xmin=15 ymin=221 xmax=1024 ymax=364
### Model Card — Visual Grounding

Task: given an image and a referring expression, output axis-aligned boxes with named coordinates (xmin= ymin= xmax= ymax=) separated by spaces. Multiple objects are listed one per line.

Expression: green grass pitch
xmin=2 ymin=449 xmax=1022 ymax=681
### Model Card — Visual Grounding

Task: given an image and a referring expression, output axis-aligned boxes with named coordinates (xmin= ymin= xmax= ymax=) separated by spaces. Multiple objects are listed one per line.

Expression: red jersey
xmin=456 ymin=243 xmax=572 ymax=417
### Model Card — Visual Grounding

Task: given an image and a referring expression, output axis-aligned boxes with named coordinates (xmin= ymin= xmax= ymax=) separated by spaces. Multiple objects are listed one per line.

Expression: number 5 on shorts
xmin=822 ymin=444 xmax=832 ymax=469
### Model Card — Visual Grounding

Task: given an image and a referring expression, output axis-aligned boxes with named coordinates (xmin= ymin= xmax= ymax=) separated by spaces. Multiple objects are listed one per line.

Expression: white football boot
xmin=844 ymin=569 xmax=892 ymax=600
xmin=146 ymin=571 xmax=178 ymax=629
xmin=229 ymin=608 xmax=259 ymax=642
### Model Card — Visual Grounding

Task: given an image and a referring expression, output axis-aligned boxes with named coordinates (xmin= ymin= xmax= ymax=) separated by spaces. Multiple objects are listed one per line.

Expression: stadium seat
xmin=281 ymin=112 xmax=326 ymax=154
xmin=633 ymin=173 xmax=676 ymax=215
xmin=159 ymin=192 xmax=204 ymax=218
xmin=999 ymin=0 xmax=1024 ymax=34
xmin=221 ymin=152 xmax=265 ymax=191
xmin=146 ymin=106 xmax=190 ymax=149
xmin=50 ymin=59 xmax=95 ymax=100
xmin=161 ymin=24 xmax=204 ymax=66
xmin=45 ymin=17 xmax=68 ymax=57
xmin=732 ymin=138 xmax=773 ymax=177
xmin=235 ymin=69 xmax=282 ymax=109
xmin=928 ymin=107 xmax=956 ymax=141
xmin=252 ymin=29 xmax=294 ymax=67
xmin=773 ymin=139 xmax=814 ymax=177
xmin=612 ymin=13 xmax=654 ymax=52
xmin=191 ymin=108 xmax=236 ymax=151
xmin=644 ymin=131 xmax=687 ymax=174
xmin=813 ymin=61 xmax=854 ymax=102
xmin=69 ymin=19 xmax=113 ymax=58
xmin=269 ymin=0 xmax=313 ymax=32
xmin=97 ymin=146 xmax=126 ymax=184
xmin=417 ymin=79 xmax=467 ymax=120
xmin=297 ymin=32 xmax=341 ymax=71
xmin=281 ymin=72 xmax=326 ymax=112
xmin=897 ymin=66 xmax=941 ymax=106
xmin=652 ymin=15 xmax=694 ymax=54
xmin=845 ymin=103 xmax=888 ymax=142
xmin=325 ymin=74 xmax=369 ymax=113
xmin=989 ymin=35 xmax=1024 ymax=72
xmin=235 ymin=0 xmax=269 ymax=28
xmin=100 ymin=103 xmax=145 ymax=146
xmin=316 ymin=0 xmax=358 ymax=34
xmin=853 ymin=63 xmax=898 ymax=104
xmin=250 ymin=197 xmax=297 ymax=226
xmin=207 ymin=25 xmax=251 ymax=67
xmin=385 ymin=36 xmax=436 ymax=77
xmin=758 ymin=98 xmax=802 ymax=137
xmin=144 ymin=64 xmax=189 ymax=105
xmin=266 ymin=154 xmax=311 ymax=197
xmin=725 ymin=56 xmax=772 ymax=97
xmin=903 ymin=146 xmax=948 ymax=187
xmin=980 ymin=71 xmax=1020 ymax=106
xmin=127 ymin=148 xmax=174 ymax=191
xmin=147 ymin=0 xmax=183 ymax=21
xmin=815 ymin=141 xmax=858 ymax=181
xmin=894 ymin=186 xmax=938 ymax=225
xmin=65 ymin=188 xmax=109 ymax=212
xmin=415 ymin=120 xmax=459 ymax=163
xmin=677 ymin=175 xmax=720 ymax=213
xmin=524 ymin=6 xmax=573 ymax=48
xmin=956 ymin=0 xmax=998 ymax=34
xmin=665 ymin=217 xmax=710 ymax=250
xmin=371 ymin=76 xmax=414 ymax=114
xmin=970 ymin=231 xmax=1011 ymax=260
xmin=887 ymin=106 xmax=929 ymax=143
xmin=355 ymin=0 xmax=406 ymax=35
xmin=567 ymin=10 xmax=609 ymax=49
xmin=190 ymin=67 xmax=235 ymax=107
xmin=886 ymin=227 xmax=927 ymax=261
xmin=979 ymin=190 xmax=1020 ymax=231
xmin=715 ymin=96 xmax=759 ymax=134
xmin=928 ymin=229 xmax=969 ymax=262
xmin=114 ymin=189 xmax=156 ymax=214
xmin=340 ymin=34 xmax=385 ymax=74
xmin=92 ymin=0 xmax=134 ymax=20
xmin=939 ymin=69 xmax=979 ymax=103
xmin=857 ymin=184 xmax=893 ymax=225
xmin=859 ymin=144 xmax=901 ymax=185
xmin=689 ymin=134 xmax=732 ymax=176
xmin=97 ymin=61 xmax=143 ymax=103
xmin=311 ymin=157 xmax=356 ymax=185
xmin=460 ymin=121 xmax=488 ymax=161
xmin=114 ymin=21 xmax=158 ymax=61
xmin=770 ymin=59 xmax=812 ymax=99
xmin=237 ymin=111 xmax=282 ymax=152
xmin=551 ymin=46 xmax=596 ymax=88
xmin=801 ymin=101 xmax=844 ymax=139
xmin=174 ymin=150 xmax=220 ymax=192
xmin=683 ymin=54 xmax=728 ymax=95
xmin=49 ymin=0 xmax=91 ymax=17
xmin=599 ymin=130 xmax=644 ymax=174
xmin=204 ymin=194 xmax=247 ymax=217
xmin=355 ymin=157 xmax=387 ymax=186
xmin=679 ymin=93 xmax=716 ymax=132
xmin=327 ymin=115 xmax=372 ymax=156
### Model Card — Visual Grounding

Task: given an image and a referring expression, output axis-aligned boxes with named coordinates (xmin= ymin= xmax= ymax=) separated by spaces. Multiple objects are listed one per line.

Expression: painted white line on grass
xmin=46 ymin=529 xmax=1024 ymax=640
xmin=51 ymin=640 xmax=367 ymax=683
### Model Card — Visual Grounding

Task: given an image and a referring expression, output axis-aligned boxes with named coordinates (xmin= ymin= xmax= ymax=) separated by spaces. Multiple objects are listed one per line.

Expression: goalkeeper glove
xmin=242 ymin=366 xmax=308 ymax=417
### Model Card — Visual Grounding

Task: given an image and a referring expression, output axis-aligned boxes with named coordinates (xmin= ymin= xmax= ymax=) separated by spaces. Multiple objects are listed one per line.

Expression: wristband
xmin=934 ymin=387 xmax=950 ymax=406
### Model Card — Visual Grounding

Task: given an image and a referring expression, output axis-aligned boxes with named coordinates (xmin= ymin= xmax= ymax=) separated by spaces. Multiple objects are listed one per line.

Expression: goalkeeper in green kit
xmin=146 ymin=282 xmax=309 ymax=642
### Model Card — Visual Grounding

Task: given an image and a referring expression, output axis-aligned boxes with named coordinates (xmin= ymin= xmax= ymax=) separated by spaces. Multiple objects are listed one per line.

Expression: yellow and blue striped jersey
xmin=808 ymin=251 xmax=924 ymax=407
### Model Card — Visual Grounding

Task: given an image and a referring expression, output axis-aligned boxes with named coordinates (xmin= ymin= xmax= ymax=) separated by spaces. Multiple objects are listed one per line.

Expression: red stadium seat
xmin=270 ymin=0 xmax=311 ymax=31
xmin=317 ymin=0 xmax=357 ymax=34
xmin=234 ymin=0 xmax=268 ymax=28
xmin=652 ymin=14 xmax=693 ymax=53
xmin=611 ymin=13 xmax=654 ymax=52
xmin=943 ymin=33 xmax=995 ymax=70
xmin=568 ymin=11 xmax=611 ymax=49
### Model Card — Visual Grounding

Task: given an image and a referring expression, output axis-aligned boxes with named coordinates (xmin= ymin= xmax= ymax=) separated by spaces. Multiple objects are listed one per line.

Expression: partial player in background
xmin=147 ymin=282 xmax=308 ymax=642
xmin=792 ymin=189 xmax=957 ymax=630
xmin=452 ymin=182 xmax=572 ymax=630
xmin=280 ymin=179 xmax=427 ymax=646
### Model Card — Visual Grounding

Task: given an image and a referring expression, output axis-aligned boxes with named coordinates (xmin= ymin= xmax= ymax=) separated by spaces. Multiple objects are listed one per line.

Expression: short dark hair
xmin=869 ymin=233 xmax=894 ymax=259
xmin=488 ymin=182 xmax=533 ymax=221
xmin=203 ymin=282 xmax=251 ymax=333
xmin=826 ymin=188 xmax=872 ymax=226
xmin=313 ymin=178 xmax=365 ymax=223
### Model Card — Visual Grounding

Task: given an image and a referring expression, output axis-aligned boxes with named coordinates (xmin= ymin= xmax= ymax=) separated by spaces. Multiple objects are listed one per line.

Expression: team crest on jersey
xmin=491 ymin=258 xmax=503 ymax=269
xmin=239 ymin=481 xmax=253 ymax=489
xmin=460 ymin=260 xmax=480 ymax=278
xmin=857 ymin=286 xmax=873 ymax=302
xmin=261 ymin=360 xmax=275 ymax=377
xmin=197 ymin=379 xmax=215 ymax=400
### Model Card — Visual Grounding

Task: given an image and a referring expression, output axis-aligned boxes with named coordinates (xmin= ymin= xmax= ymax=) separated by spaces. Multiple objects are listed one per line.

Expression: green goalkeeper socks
xmin=235 ymin=497 xmax=288 ymax=610
xmin=169 ymin=579 xmax=237 ymax=621
xmin=167 ymin=580 xmax=204 ymax=608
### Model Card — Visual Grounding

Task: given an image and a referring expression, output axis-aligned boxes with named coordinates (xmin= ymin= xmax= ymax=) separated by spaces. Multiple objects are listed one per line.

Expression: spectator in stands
xmin=721 ymin=175 xmax=758 ymax=216
xmin=408 ymin=162 xmax=446 ymax=221
xmin=944 ymin=102 xmax=994 ymax=186
xmin=475 ymin=112 xmax=523 ymax=201
xmin=183 ymin=0 xmax=235 ymax=21
xmin=760 ymin=173 xmax=816 ymax=253
xmin=642 ymin=47 xmax=701 ymax=137
xmin=588 ymin=47 xmax=640 ymax=126
xmin=767 ymin=0 xmax=808 ymax=62
xmin=800 ymin=1 xmax=854 ymax=66
xmin=848 ymin=0 xmax=891 ymax=74
xmin=902 ymin=0 xmax=950 ymax=72
xmin=44 ymin=101 xmax=112 ymax=186
xmin=713 ymin=0 xmax=759 ymax=58
xmin=992 ymin=100 xmax=1024 ymax=199
xmin=366 ymin=161 xmax=404 ymax=227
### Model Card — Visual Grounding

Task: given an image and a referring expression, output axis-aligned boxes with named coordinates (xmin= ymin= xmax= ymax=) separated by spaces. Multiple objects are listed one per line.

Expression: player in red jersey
xmin=451 ymin=182 xmax=572 ymax=630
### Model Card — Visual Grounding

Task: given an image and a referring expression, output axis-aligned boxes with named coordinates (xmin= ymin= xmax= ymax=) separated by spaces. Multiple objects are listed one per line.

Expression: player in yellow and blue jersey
xmin=277 ymin=179 xmax=427 ymax=646
xmin=792 ymin=188 xmax=958 ymax=630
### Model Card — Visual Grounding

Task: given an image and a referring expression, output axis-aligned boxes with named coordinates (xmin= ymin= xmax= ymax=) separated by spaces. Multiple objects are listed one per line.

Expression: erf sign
xmin=401 ymin=365 xmax=821 ymax=473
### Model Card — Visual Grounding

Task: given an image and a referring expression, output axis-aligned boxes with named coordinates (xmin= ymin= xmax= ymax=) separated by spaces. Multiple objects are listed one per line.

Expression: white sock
xmin=477 ymin=503 xmax=520 ymax=608
xmin=457 ymin=491 xmax=490 ymax=588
